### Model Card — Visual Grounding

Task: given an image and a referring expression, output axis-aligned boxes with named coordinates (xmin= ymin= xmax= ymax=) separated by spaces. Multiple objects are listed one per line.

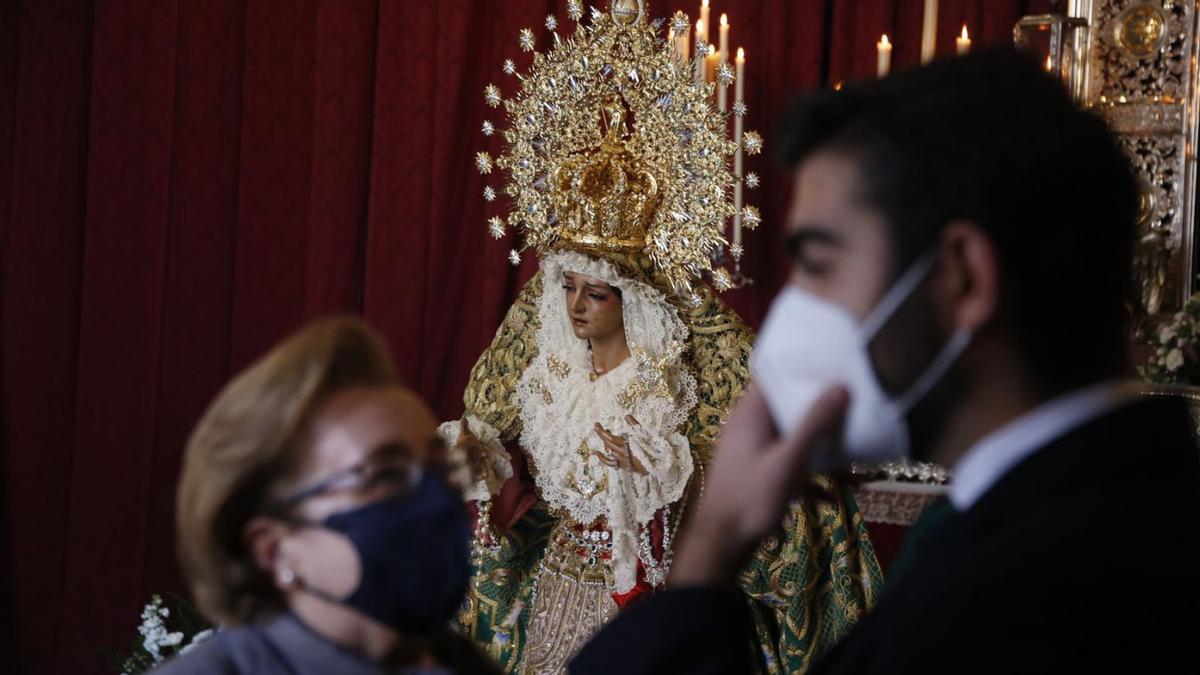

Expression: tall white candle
xmin=733 ymin=48 xmax=745 ymax=247
xmin=718 ymin=14 xmax=729 ymax=62
xmin=877 ymin=34 xmax=892 ymax=78
xmin=718 ymin=14 xmax=730 ymax=112
xmin=921 ymin=0 xmax=938 ymax=63
xmin=675 ymin=25 xmax=689 ymax=63
xmin=695 ymin=19 xmax=706 ymax=84
xmin=699 ymin=0 xmax=711 ymax=44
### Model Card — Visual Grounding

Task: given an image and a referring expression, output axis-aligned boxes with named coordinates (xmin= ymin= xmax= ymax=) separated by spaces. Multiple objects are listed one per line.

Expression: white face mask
xmin=750 ymin=253 xmax=972 ymax=470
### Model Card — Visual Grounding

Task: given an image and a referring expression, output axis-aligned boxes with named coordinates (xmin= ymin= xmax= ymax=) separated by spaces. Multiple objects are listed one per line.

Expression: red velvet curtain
xmin=0 ymin=1 xmax=1048 ymax=672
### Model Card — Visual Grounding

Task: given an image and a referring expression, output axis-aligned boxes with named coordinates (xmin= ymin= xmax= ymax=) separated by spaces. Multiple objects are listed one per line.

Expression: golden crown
xmin=553 ymin=93 xmax=660 ymax=252
xmin=475 ymin=0 xmax=763 ymax=299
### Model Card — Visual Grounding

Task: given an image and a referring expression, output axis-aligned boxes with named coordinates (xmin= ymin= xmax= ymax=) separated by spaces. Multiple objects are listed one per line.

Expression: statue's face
xmin=562 ymin=271 xmax=624 ymax=342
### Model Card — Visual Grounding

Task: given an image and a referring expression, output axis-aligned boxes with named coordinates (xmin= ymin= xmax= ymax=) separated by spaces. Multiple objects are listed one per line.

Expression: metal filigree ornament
xmin=1113 ymin=3 xmax=1168 ymax=59
xmin=474 ymin=0 xmax=759 ymax=299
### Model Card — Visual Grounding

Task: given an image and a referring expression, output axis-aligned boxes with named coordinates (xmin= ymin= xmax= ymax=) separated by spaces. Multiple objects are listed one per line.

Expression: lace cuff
xmin=437 ymin=416 xmax=513 ymax=502
xmin=624 ymin=426 xmax=693 ymax=524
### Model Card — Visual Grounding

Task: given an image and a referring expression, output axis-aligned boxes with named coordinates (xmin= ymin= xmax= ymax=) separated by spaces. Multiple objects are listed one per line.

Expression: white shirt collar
xmin=948 ymin=379 xmax=1142 ymax=511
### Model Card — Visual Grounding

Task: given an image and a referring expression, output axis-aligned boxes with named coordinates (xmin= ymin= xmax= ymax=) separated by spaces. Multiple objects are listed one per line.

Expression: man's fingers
xmin=716 ymin=383 xmax=777 ymax=457
xmin=773 ymin=386 xmax=849 ymax=479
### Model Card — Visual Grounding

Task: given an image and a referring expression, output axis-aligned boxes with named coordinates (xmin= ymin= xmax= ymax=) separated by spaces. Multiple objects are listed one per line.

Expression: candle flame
xmin=708 ymin=44 xmax=716 ymax=55
xmin=879 ymin=34 xmax=891 ymax=47
xmin=1045 ymin=55 xmax=1053 ymax=71
xmin=696 ymin=18 xmax=704 ymax=34
xmin=702 ymin=0 xmax=709 ymax=7
xmin=961 ymin=24 xmax=969 ymax=40
xmin=736 ymin=47 xmax=745 ymax=61
xmin=720 ymin=13 xmax=728 ymax=27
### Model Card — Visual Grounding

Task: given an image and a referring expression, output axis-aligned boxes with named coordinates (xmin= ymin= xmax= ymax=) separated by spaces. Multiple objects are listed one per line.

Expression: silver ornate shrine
xmin=1019 ymin=0 xmax=1200 ymax=315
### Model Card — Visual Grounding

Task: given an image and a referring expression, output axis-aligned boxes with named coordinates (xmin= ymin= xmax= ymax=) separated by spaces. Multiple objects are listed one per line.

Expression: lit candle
xmin=719 ymin=14 xmax=730 ymax=63
xmin=694 ymin=19 xmax=706 ymax=84
xmin=675 ymin=24 xmax=689 ymax=64
xmin=921 ymin=0 xmax=938 ymax=63
xmin=733 ymin=47 xmax=745 ymax=248
xmin=877 ymin=34 xmax=892 ymax=78
xmin=706 ymin=44 xmax=718 ymax=85
xmin=699 ymin=0 xmax=711 ymax=44
xmin=1045 ymin=54 xmax=1054 ymax=72
xmin=956 ymin=24 xmax=970 ymax=55
xmin=735 ymin=48 xmax=745 ymax=110
xmin=718 ymin=15 xmax=730 ymax=111
xmin=718 ymin=61 xmax=729 ymax=110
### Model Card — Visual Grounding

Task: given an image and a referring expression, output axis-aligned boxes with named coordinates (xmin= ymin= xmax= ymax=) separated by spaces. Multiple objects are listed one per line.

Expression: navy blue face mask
xmin=319 ymin=472 xmax=472 ymax=635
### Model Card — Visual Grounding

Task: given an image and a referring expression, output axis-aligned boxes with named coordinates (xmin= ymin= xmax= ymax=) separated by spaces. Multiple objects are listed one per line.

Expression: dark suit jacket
xmin=571 ymin=396 xmax=1200 ymax=674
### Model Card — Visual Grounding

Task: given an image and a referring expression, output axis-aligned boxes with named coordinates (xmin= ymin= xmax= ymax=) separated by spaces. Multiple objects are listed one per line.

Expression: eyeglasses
xmin=270 ymin=454 xmax=426 ymax=513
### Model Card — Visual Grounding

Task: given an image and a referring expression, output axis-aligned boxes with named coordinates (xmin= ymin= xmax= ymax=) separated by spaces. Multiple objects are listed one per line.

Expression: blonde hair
xmin=176 ymin=317 xmax=397 ymax=624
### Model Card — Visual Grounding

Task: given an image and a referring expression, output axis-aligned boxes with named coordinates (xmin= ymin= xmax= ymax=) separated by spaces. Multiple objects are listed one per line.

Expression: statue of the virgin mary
xmin=440 ymin=2 xmax=882 ymax=672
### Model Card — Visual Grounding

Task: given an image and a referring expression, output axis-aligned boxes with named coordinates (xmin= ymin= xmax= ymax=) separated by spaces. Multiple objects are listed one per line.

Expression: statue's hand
xmin=593 ymin=416 xmax=648 ymax=475
xmin=455 ymin=418 xmax=490 ymax=483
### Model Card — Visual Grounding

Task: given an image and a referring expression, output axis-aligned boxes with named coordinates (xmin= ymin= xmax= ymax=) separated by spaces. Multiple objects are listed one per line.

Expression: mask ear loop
xmin=856 ymin=251 xmax=973 ymax=452
xmin=893 ymin=328 xmax=973 ymax=417
xmin=859 ymin=252 xmax=938 ymax=343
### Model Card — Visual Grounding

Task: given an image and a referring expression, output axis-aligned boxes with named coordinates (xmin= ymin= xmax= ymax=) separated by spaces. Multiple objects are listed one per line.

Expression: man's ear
xmin=243 ymin=516 xmax=285 ymax=579
xmin=936 ymin=220 xmax=999 ymax=332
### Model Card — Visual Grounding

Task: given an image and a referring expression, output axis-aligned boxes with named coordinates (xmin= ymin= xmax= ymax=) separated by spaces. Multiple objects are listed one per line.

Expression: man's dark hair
xmin=779 ymin=49 xmax=1138 ymax=395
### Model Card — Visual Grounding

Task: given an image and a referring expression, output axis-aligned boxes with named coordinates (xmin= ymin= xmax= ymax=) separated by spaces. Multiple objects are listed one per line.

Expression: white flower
xmin=1159 ymin=324 xmax=1177 ymax=343
xmin=1166 ymin=348 xmax=1185 ymax=372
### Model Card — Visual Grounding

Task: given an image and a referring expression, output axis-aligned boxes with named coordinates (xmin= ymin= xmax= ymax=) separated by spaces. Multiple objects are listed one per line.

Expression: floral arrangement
xmin=108 ymin=594 xmax=215 ymax=673
xmin=1140 ymin=295 xmax=1200 ymax=385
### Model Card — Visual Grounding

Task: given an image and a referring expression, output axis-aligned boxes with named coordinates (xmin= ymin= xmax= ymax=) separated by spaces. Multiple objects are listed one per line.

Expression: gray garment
xmin=150 ymin=613 xmax=452 ymax=675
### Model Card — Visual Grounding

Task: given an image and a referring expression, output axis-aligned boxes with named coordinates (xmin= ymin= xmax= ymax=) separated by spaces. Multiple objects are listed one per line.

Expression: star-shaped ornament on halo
xmin=488 ymin=217 xmax=505 ymax=239
xmin=671 ymin=11 xmax=690 ymax=35
xmin=484 ymin=84 xmax=502 ymax=108
xmin=545 ymin=14 xmax=558 ymax=31
xmin=481 ymin=120 xmax=495 ymax=136
xmin=502 ymin=59 xmax=517 ymax=76
xmin=741 ymin=205 xmax=761 ymax=229
xmin=508 ymin=249 xmax=522 ymax=266
xmin=712 ymin=268 xmax=733 ymax=292
xmin=519 ymin=28 xmax=536 ymax=52
xmin=475 ymin=152 xmax=493 ymax=175
xmin=732 ymin=101 xmax=748 ymax=117
xmin=567 ymin=0 xmax=584 ymax=22
xmin=742 ymin=131 xmax=764 ymax=155
xmin=483 ymin=186 xmax=496 ymax=202
xmin=745 ymin=172 xmax=760 ymax=189
xmin=716 ymin=62 xmax=735 ymax=86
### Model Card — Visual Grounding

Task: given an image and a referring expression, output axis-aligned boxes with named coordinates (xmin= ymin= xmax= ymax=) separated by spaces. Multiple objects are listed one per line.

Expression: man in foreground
xmin=571 ymin=50 xmax=1200 ymax=674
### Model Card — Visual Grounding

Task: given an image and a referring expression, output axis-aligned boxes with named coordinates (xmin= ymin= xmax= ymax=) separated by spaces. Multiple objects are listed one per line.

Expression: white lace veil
xmin=530 ymin=250 xmax=692 ymax=425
